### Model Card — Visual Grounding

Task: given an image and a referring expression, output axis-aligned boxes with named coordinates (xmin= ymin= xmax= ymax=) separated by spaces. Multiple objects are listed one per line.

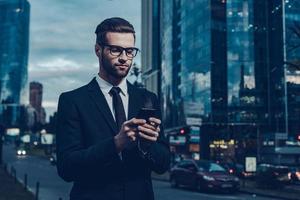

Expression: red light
xmin=229 ymin=169 xmax=234 ymax=174
xmin=297 ymin=135 xmax=300 ymax=141
xmin=180 ymin=129 xmax=185 ymax=134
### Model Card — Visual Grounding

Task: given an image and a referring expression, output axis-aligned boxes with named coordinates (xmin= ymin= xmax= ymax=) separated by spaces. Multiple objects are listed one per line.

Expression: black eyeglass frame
xmin=98 ymin=43 xmax=139 ymax=58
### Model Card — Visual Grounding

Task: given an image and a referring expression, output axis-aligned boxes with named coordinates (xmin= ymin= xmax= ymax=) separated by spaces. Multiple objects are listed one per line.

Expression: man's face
xmin=99 ymin=32 xmax=135 ymax=80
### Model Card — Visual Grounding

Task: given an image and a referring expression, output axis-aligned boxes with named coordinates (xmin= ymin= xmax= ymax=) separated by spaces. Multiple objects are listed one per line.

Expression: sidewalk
xmin=0 ymin=165 xmax=34 ymax=200
xmin=151 ymin=172 xmax=300 ymax=200
xmin=240 ymin=180 xmax=300 ymax=200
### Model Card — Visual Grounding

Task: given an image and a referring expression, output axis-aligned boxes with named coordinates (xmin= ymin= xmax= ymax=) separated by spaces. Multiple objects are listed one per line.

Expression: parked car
xmin=288 ymin=167 xmax=300 ymax=183
xmin=170 ymin=159 xmax=240 ymax=192
xmin=256 ymin=164 xmax=290 ymax=188
xmin=218 ymin=162 xmax=246 ymax=178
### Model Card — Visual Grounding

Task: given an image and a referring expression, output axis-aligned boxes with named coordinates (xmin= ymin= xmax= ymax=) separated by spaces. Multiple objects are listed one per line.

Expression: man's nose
xmin=118 ymin=50 xmax=128 ymax=62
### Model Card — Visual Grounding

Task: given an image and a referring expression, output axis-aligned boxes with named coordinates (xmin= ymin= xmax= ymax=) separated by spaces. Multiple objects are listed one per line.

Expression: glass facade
xmin=0 ymin=0 xmax=30 ymax=126
xmin=160 ymin=0 xmax=298 ymax=162
xmin=285 ymin=0 xmax=300 ymax=137
xmin=161 ymin=0 xmax=227 ymax=129
xmin=253 ymin=0 xmax=286 ymax=132
xmin=161 ymin=0 xmax=174 ymax=128
xmin=227 ymin=0 xmax=256 ymax=122
xmin=181 ymin=0 xmax=212 ymax=122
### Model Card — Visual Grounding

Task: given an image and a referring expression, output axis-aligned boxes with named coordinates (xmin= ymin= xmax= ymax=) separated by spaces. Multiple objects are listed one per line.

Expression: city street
xmin=2 ymin=144 xmax=284 ymax=200
xmin=3 ymin=144 xmax=72 ymax=200
xmin=153 ymin=180 xmax=285 ymax=200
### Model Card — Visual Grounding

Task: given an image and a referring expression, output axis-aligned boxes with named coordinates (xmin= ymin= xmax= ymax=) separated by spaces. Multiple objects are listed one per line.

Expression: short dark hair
xmin=95 ymin=17 xmax=135 ymax=44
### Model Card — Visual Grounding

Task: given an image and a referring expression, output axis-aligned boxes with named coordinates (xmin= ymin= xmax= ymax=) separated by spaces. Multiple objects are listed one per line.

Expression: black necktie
xmin=109 ymin=87 xmax=126 ymax=132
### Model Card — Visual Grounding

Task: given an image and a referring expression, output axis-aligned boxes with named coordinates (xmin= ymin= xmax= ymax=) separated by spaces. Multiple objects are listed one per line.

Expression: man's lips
xmin=116 ymin=64 xmax=129 ymax=69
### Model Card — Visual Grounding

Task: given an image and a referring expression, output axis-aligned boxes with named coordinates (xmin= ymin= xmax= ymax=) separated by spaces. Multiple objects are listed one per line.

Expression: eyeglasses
xmin=100 ymin=43 xmax=139 ymax=58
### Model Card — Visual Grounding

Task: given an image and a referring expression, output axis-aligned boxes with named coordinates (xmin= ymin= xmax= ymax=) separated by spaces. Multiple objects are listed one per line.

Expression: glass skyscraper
xmin=161 ymin=0 xmax=227 ymax=129
xmin=284 ymin=0 xmax=300 ymax=137
xmin=140 ymin=0 xmax=300 ymax=163
xmin=158 ymin=0 xmax=296 ymax=162
xmin=0 ymin=0 xmax=30 ymax=126
xmin=227 ymin=0 xmax=256 ymax=122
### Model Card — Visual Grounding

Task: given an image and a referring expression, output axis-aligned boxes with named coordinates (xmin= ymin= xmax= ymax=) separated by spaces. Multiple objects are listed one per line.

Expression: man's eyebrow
xmin=109 ymin=45 xmax=137 ymax=49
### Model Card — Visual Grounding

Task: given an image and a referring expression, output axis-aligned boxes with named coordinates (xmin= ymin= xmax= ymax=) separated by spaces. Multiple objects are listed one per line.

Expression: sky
xmin=27 ymin=0 xmax=141 ymax=120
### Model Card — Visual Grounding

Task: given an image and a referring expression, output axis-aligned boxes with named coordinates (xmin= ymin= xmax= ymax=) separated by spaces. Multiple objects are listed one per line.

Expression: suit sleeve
xmin=140 ymin=92 xmax=170 ymax=174
xmin=56 ymin=93 xmax=120 ymax=182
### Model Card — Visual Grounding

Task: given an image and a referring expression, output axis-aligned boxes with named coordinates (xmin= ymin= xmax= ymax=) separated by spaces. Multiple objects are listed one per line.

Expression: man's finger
xmin=123 ymin=119 xmax=146 ymax=130
xmin=138 ymin=126 xmax=159 ymax=137
xmin=156 ymin=126 xmax=160 ymax=133
xmin=149 ymin=117 xmax=161 ymax=125
xmin=127 ymin=131 xmax=137 ymax=141
xmin=141 ymin=123 xmax=156 ymax=131
xmin=138 ymin=132 xmax=157 ymax=142
xmin=142 ymin=123 xmax=160 ymax=133
xmin=127 ymin=131 xmax=136 ymax=137
xmin=126 ymin=118 xmax=146 ymax=126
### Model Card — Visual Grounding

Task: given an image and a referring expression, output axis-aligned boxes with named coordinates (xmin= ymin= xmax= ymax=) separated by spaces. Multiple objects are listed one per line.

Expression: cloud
xmin=27 ymin=0 xmax=141 ymax=120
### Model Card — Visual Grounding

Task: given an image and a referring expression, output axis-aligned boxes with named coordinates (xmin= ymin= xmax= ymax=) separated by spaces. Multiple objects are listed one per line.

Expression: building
xmin=284 ymin=0 xmax=300 ymax=138
xmin=0 ymin=0 xmax=30 ymax=127
xmin=159 ymin=0 xmax=229 ymax=160
xmin=141 ymin=0 xmax=161 ymax=95
xmin=159 ymin=0 xmax=228 ymax=129
xmin=160 ymin=0 xmax=183 ymax=128
xmin=151 ymin=0 xmax=298 ymax=164
xmin=29 ymin=82 xmax=46 ymax=125
xmin=287 ymin=82 xmax=300 ymax=138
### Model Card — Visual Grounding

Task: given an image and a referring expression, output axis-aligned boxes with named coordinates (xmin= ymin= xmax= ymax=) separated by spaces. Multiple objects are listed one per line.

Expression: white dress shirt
xmin=95 ymin=74 xmax=129 ymax=120
xmin=96 ymin=74 xmax=152 ymax=158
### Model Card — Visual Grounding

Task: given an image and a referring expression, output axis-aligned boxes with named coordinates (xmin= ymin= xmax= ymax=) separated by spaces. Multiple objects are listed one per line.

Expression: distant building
xmin=159 ymin=0 xmax=228 ymax=128
xmin=24 ymin=105 xmax=35 ymax=129
xmin=0 ymin=0 xmax=30 ymax=127
xmin=147 ymin=0 xmax=299 ymax=164
xmin=141 ymin=0 xmax=161 ymax=96
xmin=29 ymin=82 xmax=46 ymax=125
xmin=284 ymin=0 xmax=300 ymax=138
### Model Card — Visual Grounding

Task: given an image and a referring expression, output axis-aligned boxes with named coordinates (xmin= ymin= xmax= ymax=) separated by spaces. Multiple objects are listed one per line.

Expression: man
xmin=56 ymin=17 xmax=170 ymax=200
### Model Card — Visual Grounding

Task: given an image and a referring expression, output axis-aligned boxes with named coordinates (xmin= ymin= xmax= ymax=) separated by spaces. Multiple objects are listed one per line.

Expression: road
xmin=153 ymin=181 xmax=284 ymax=200
xmin=3 ymin=144 xmax=72 ymax=200
xmin=3 ymin=144 xmax=283 ymax=200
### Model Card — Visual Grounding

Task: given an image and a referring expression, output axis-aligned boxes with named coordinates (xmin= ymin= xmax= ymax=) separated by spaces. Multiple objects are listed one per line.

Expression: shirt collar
xmin=96 ymin=74 xmax=128 ymax=97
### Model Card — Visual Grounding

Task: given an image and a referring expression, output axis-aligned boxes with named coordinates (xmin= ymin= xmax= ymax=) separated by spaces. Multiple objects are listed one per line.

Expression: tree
xmin=130 ymin=63 xmax=144 ymax=88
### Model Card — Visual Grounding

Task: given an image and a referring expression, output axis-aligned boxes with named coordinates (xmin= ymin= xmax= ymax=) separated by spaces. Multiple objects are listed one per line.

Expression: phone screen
xmin=136 ymin=108 xmax=157 ymax=121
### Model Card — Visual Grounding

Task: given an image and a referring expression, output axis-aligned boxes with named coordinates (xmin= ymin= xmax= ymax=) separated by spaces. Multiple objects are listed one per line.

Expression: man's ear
xmin=95 ymin=44 xmax=101 ymax=57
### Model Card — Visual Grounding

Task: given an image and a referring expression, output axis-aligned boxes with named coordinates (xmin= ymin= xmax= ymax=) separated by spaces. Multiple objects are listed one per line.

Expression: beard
xmin=101 ymin=55 xmax=131 ymax=79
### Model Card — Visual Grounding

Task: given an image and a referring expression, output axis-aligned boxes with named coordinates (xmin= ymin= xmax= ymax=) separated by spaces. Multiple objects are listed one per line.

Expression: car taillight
xmin=296 ymin=172 xmax=300 ymax=178
xmin=229 ymin=169 xmax=234 ymax=174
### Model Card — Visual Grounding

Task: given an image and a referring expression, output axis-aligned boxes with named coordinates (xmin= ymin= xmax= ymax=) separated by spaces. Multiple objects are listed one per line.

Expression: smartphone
xmin=136 ymin=108 xmax=157 ymax=122
xmin=136 ymin=108 xmax=157 ymax=147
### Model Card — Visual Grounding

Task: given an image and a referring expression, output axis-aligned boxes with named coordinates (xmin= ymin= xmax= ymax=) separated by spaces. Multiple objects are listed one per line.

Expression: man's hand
xmin=137 ymin=117 xmax=161 ymax=142
xmin=114 ymin=118 xmax=146 ymax=153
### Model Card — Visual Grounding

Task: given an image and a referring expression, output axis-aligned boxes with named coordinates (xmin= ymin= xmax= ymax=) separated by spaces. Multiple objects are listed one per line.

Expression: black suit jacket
xmin=56 ymin=78 xmax=170 ymax=200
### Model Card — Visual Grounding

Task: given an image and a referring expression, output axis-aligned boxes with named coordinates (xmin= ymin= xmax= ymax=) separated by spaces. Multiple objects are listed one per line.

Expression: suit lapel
xmin=87 ymin=78 xmax=118 ymax=134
